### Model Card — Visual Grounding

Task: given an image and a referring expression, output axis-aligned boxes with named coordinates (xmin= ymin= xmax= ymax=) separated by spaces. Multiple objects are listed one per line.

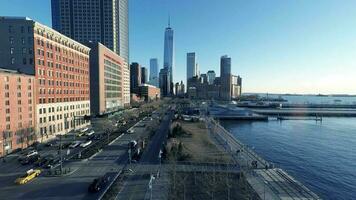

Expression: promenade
xmin=206 ymin=117 xmax=321 ymax=200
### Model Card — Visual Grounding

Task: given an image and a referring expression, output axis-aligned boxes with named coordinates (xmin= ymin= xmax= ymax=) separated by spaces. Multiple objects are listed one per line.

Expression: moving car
xmin=20 ymin=154 xmax=40 ymax=165
xmin=15 ymin=169 xmax=41 ymax=185
xmin=25 ymin=150 xmax=38 ymax=157
xmin=46 ymin=140 xmax=57 ymax=147
xmin=80 ymin=127 xmax=89 ymax=133
xmin=88 ymin=175 xmax=111 ymax=193
xmin=44 ymin=158 xmax=61 ymax=169
xmin=69 ymin=141 xmax=81 ymax=148
xmin=34 ymin=155 xmax=53 ymax=167
xmin=80 ymin=140 xmax=92 ymax=148
xmin=85 ymin=130 xmax=95 ymax=136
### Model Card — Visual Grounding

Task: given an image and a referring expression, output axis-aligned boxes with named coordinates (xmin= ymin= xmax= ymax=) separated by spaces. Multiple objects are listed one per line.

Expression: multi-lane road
xmin=115 ymin=110 xmax=174 ymax=200
xmin=0 ymin=111 xmax=164 ymax=200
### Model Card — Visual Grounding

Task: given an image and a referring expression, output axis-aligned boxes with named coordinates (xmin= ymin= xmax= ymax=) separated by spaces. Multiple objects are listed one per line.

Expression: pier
xmin=206 ymin=117 xmax=321 ymax=200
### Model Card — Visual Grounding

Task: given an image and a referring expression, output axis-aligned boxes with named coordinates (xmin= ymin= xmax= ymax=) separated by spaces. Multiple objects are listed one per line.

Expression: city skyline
xmin=2 ymin=0 xmax=356 ymax=94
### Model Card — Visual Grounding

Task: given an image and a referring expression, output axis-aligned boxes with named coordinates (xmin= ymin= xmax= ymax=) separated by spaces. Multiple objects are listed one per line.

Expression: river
xmin=221 ymin=117 xmax=356 ymax=200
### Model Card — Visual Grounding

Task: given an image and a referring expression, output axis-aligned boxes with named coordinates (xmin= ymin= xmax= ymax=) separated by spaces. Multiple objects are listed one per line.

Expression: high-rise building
xmin=51 ymin=0 xmax=129 ymax=62
xmin=175 ymin=81 xmax=185 ymax=97
xmin=130 ymin=62 xmax=141 ymax=94
xmin=201 ymin=73 xmax=208 ymax=84
xmin=220 ymin=55 xmax=232 ymax=101
xmin=159 ymin=68 xmax=170 ymax=97
xmin=207 ymin=70 xmax=216 ymax=85
xmin=149 ymin=58 xmax=159 ymax=87
xmin=163 ymin=19 xmax=174 ymax=95
xmin=0 ymin=69 xmax=36 ymax=156
xmin=231 ymin=75 xmax=242 ymax=98
xmin=87 ymin=42 xmax=128 ymax=115
xmin=220 ymin=55 xmax=231 ymax=76
xmin=0 ymin=17 xmax=91 ymax=141
xmin=186 ymin=52 xmax=198 ymax=84
xmin=141 ymin=67 xmax=148 ymax=84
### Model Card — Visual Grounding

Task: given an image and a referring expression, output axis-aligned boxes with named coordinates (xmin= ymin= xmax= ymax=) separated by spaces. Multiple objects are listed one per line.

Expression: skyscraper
xmin=51 ymin=0 xmax=129 ymax=62
xmin=130 ymin=63 xmax=141 ymax=94
xmin=159 ymin=68 xmax=170 ymax=97
xmin=141 ymin=67 xmax=148 ymax=84
xmin=187 ymin=52 xmax=198 ymax=82
xmin=207 ymin=70 xmax=216 ymax=85
xmin=149 ymin=58 xmax=159 ymax=87
xmin=220 ymin=55 xmax=232 ymax=101
xmin=220 ymin=55 xmax=231 ymax=76
xmin=163 ymin=18 xmax=174 ymax=95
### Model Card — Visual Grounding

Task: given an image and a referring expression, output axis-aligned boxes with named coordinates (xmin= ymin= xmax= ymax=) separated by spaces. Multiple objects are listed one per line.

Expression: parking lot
xmin=0 ymin=106 xmax=166 ymax=200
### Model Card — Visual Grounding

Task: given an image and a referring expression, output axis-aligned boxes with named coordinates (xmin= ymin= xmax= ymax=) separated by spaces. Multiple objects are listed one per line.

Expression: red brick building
xmin=0 ymin=69 xmax=35 ymax=156
xmin=0 ymin=17 xmax=91 ymax=142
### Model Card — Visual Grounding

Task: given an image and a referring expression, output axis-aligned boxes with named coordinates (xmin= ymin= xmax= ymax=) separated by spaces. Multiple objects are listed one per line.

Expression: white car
xmin=69 ymin=141 xmax=81 ymax=148
xmin=86 ymin=130 xmax=95 ymax=136
xmin=127 ymin=129 xmax=134 ymax=134
xmin=80 ymin=127 xmax=89 ymax=133
xmin=25 ymin=150 xmax=38 ymax=157
xmin=80 ymin=140 xmax=92 ymax=148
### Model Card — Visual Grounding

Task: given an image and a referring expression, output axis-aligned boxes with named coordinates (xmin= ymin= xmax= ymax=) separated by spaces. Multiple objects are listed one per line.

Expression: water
xmin=221 ymin=118 xmax=356 ymax=200
xmin=249 ymin=94 xmax=356 ymax=105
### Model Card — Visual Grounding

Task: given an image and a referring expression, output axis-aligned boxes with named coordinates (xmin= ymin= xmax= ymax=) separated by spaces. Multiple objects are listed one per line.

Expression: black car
xmin=34 ymin=155 xmax=53 ymax=167
xmin=44 ymin=158 xmax=61 ymax=169
xmin=88 ymin=175 xmax=111 ymax=193
xmin=20 ymin=154 xmax=40 ymax=165
xmin=46 ymin=140 xmax=57 ymax=147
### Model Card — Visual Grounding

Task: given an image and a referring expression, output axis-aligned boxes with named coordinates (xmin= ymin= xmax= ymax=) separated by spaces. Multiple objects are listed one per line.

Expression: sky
xmin=1 ymin=0 xmax=356 ymax=94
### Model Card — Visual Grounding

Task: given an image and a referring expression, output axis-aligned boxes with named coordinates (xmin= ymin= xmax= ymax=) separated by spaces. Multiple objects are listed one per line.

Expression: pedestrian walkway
xmin=205 ymin=117 xmax=321 ymax=200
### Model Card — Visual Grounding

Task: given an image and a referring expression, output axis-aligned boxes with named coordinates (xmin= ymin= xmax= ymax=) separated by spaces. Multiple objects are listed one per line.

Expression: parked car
xmin=15 ymin=169 xmax=41 ymax=185
xmin=127 ymin=129 xmax=134 ymax=134
xmin=69 ymin=141 xmax=81 ymax=148
xmin=88 ymin=175 xmax=111 ymax=193
xmin=80 ymin=140 xmax=92 ymax=148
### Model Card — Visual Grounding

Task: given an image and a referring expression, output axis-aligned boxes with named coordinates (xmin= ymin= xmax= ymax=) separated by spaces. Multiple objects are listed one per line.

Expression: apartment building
xmin=0 ymin=69 xmax=36 ymax=156
xmin=0 ymin=17 xmax=91 ymax=141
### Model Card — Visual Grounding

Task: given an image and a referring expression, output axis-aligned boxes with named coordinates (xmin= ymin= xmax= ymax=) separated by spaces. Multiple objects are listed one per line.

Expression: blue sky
xmin=1 ymin=0 xmax=356 ymax=94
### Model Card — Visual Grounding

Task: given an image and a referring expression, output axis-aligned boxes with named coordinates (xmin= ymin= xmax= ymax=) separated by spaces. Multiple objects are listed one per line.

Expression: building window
xmin=8 ymin=25 xmax=12 ymax=33
xmin=23 ymin=58 xmax=27 ymax=64
xmin=10 ymin=48 xmax=14 ymax=54
xmin=9 ymin=37 xmax=14 ymax=44
xmin=11 ymin=58 xmax=15 ymax=64
xmin=6 ymin=116 xmax=10 ymax=122
xmin=22 ymin=47 xmax=26 ymax=54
